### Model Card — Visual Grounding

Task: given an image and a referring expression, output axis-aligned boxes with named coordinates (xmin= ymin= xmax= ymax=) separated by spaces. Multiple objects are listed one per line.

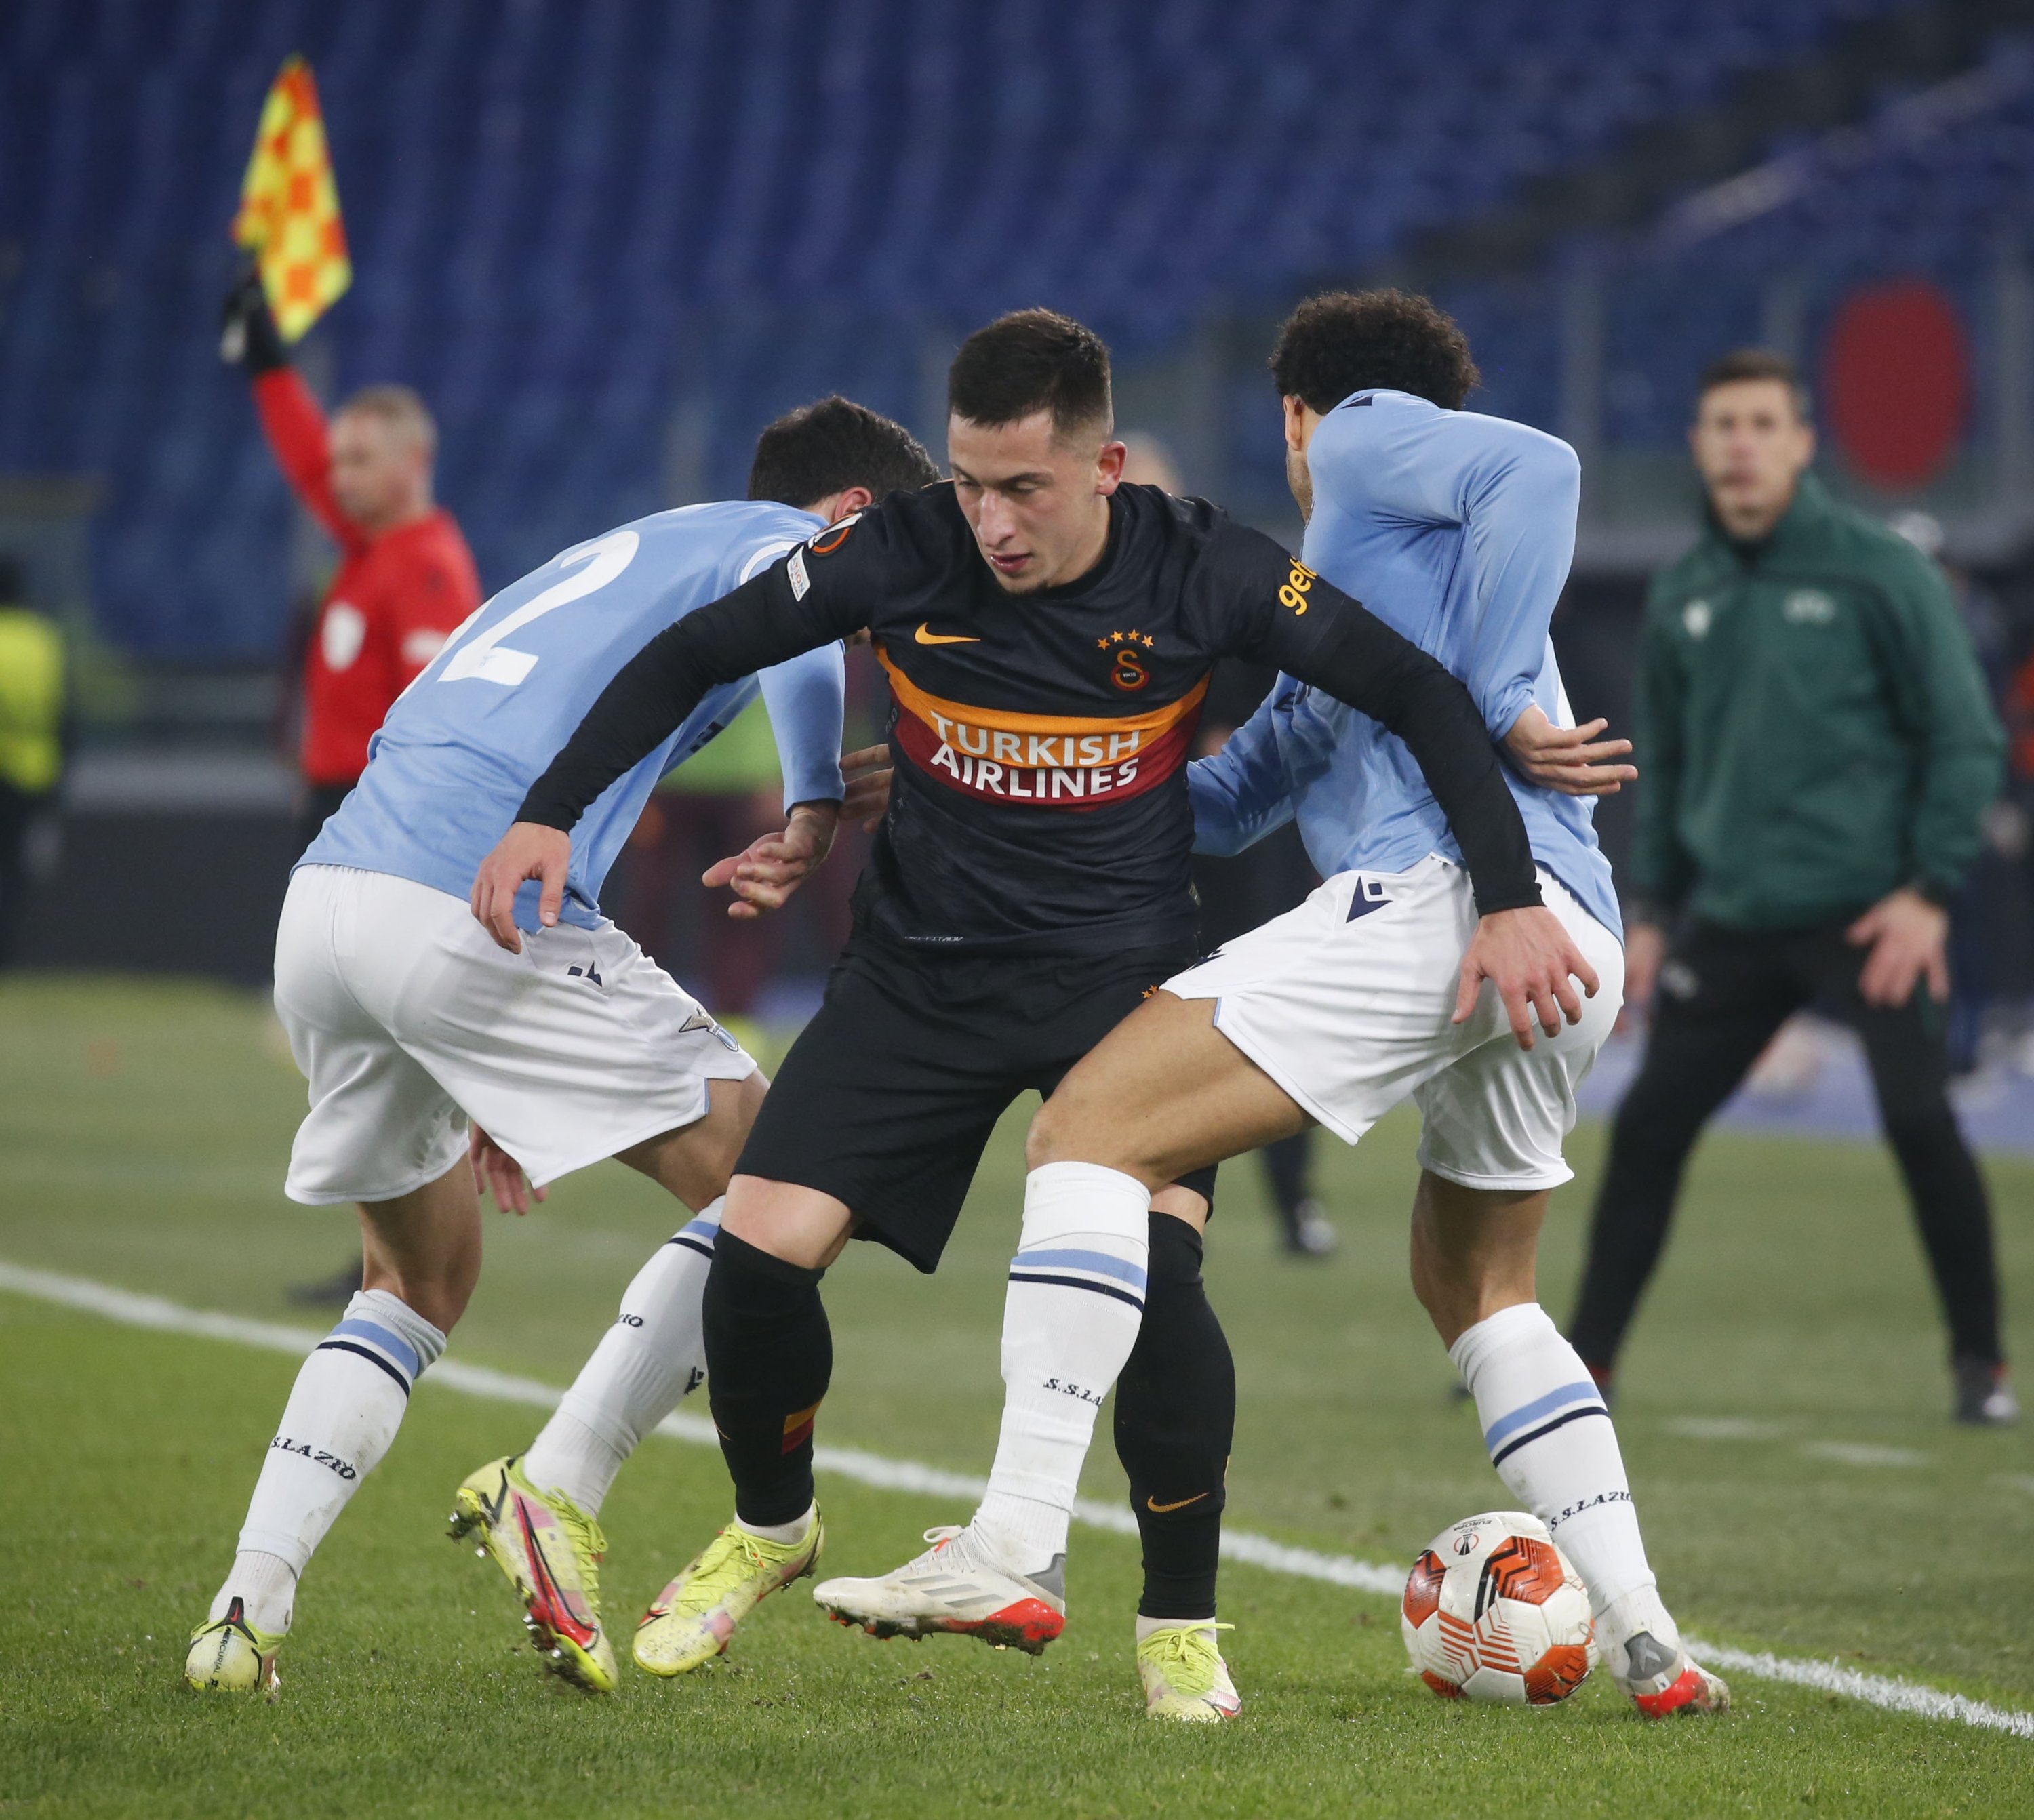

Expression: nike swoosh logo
xmin=1144 ymin=1492 xmax=1210 ymax=1514
xmin=915 ymin=624 xmax=980 ymax=645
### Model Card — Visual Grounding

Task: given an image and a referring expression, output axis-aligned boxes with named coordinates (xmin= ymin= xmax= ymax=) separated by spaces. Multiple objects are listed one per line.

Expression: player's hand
xmin=219 ymin=270 xmax=287 ymax=373
xmin=841 ymin=743 xmax=893 ymax=831
xmin=1455 ymin=905 xmax=1600 ymax=1050
xmin=1616 ymin=921 xmax=1668 ymax=1032
xmin=470 ymin=1125 xmax=545 ymax=1216
xmin=1846 ymin=887 xmax=1950 ymax=1007
xmin=703 ymin=801 xmax=839 ymax=920
xmin=1502 ymin=705 xmax=1636 ymax=797
xmin=471 ymin=820 xmax=570 ymax=953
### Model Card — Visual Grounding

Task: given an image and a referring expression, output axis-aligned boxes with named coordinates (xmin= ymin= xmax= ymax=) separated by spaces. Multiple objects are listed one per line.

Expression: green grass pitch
xmin=3 ymin=973 xmax=2031 ymax=1817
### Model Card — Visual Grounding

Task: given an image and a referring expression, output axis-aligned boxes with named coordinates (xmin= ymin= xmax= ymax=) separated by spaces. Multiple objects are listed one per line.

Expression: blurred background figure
xmin=1569 ymin=350 xmax=2012 ymax=1425
xmin=622 ymin=697 xmax=793 ymax=1020
xmin=1122 ymin=432 xmax=1336 ymax=1257
xmin=1890 ymin=508 xmax=2028 ymax=1080
xmin=220 ymin=273 xmax=479 ymax=857
xmin=0 ymin=558 xmax=66 ymax=965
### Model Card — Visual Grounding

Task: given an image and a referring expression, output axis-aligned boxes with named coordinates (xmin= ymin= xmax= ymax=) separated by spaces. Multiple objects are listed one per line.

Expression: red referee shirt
xmin=254 ymin=369 xmax=481 ymax=787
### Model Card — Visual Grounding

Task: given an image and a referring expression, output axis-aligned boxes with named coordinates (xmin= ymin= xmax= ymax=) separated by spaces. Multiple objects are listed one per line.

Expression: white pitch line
xmin=1 ymin=1258 xmax=2025 ymax=1739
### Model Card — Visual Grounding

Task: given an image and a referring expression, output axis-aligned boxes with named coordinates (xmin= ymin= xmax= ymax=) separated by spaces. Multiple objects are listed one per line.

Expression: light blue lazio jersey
xmin=1189 ymin=388 xmax=1620 ymax=938
xmin=304 ymin=500 xmax=845 ymax=931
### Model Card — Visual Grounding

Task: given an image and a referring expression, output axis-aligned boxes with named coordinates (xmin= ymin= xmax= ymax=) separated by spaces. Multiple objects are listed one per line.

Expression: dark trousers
xmin=0 ymin=780 xmax=41 ymax=963
xmin=1570 ymin=919 xmax=2004 ymax=1371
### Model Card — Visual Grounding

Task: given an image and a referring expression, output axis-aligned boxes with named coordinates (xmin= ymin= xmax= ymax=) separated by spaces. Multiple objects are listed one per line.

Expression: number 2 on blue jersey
xmin=437 ymin=529 xmax=641 ymax=689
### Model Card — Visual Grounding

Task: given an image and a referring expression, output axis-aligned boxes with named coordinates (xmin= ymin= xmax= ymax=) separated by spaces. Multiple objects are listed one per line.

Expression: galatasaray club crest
xmin=1098 ymin=627 xmax=1155 ymax=691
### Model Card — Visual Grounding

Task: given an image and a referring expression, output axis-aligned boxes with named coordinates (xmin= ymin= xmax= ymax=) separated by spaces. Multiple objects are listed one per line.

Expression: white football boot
xmin=1598 ymin=1590 xmax=1730 ymax=1718
xmin=813 ymin=1523 xmax=1066 ymax=1653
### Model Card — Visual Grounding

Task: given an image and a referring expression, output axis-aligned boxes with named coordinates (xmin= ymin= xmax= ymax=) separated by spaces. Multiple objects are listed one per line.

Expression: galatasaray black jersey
xmin=521 ymin=482 xmax=1540 ymax=956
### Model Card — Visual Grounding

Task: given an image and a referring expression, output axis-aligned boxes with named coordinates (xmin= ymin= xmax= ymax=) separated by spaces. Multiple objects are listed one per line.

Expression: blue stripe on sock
xmin=1008 ymin=1247 xmax=1148 ymax=1292
xmin=1490 ymin=1405 xmax=1609 ymax=1468
xmin=329 ymin=1318 xmax=418 ymax=1381
xmin=676 ymin=1217 xmax=719 ymax=1242
xmin=1481 ymin=1380 xmax=1602 ymax=1451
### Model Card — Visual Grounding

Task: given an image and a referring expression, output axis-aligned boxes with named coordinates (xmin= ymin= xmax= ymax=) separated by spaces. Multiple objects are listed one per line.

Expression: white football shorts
xmin=273 ymin=864 xmax=758 ymax=1205
xmin=1165 ymin=855 xmax=1622 ymax=1191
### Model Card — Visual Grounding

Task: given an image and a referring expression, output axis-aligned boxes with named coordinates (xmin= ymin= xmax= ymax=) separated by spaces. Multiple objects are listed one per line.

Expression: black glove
xmin=220 ymin=270 xmax=287 ymax=375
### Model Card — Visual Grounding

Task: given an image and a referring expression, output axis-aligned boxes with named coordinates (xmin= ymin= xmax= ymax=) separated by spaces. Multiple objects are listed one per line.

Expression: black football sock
xmin=1113 ymin=1212 xmax=1234 ymax=1620
xmin=701 ymin=1230 xmax=831 ymax=1529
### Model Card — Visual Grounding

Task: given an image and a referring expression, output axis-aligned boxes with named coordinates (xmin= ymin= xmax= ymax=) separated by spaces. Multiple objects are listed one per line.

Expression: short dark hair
xmin=1270 ymin=289 xmax=1480 ymax=414
xmin=946 ymin=308 xmax=1113 ymax=443
xmin=746 ymin=395 xmax=938 ymax=508
xmin=1696 ymin=348 xmax=1812 ymax=420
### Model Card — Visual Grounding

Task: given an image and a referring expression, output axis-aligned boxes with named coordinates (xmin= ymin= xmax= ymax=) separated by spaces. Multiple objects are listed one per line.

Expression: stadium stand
xmin=0 ymin=0 xmax=1907 ymax=662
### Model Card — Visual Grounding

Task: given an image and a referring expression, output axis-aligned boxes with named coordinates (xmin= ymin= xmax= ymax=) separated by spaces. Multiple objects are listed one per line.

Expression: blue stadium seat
xmin=0 ymin=0 xmax=1923 ymax=655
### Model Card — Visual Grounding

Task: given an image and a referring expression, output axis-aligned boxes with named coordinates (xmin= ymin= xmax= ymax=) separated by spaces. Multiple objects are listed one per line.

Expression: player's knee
xmin=1024 ymin=1087 xmax=1110 ymax=1171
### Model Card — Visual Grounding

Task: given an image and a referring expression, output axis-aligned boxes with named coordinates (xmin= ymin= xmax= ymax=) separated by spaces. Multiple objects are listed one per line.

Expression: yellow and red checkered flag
xmin=231 ymin=55 xmax=351 ymax=342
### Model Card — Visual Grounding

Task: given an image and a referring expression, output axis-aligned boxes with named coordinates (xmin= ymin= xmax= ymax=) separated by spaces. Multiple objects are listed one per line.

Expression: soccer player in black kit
xmin=474 ymin=310 xmax=1588 ymax=1718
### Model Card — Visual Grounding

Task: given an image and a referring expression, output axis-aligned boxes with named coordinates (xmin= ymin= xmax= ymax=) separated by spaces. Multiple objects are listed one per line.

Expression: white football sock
xmin=1136 ymin=1613 xmax=1216 ymax=1644
xmin=1449 ymin=1302 xmax=1662 ymax=1629
xmin=522 ymin=1200 xmax=722 ymax=1514
xmin=207 ymin=1549 xmax=296 ymax=1635
xmin=974 ymin=1162 xmax=1152 ymax=1574
xmin=734 ymin=1501 xmax=815 ymax=1545
xmin=214 ymin=1289 xmax=445 ymax=1634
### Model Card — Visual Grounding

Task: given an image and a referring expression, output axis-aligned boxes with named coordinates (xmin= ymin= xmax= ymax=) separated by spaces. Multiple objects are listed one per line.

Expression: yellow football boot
xmin=184 ymin=1598 xmax=284 ymax=1695
xmin=1136 ymin=1621 xmax=1241 ymax=1722
xmin=633 ymin=1509 xmax=823 ymax=1676
xmin=449 ymin=1455 xmax=617 ymax=1694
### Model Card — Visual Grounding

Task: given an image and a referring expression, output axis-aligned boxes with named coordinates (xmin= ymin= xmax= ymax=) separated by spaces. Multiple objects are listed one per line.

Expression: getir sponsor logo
xmin=876 ymin=647 xmax=1206 ymax=811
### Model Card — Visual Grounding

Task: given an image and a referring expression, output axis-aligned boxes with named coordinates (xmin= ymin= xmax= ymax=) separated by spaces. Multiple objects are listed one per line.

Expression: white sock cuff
xmin=1447 ymin=1300 xmax=1559 ymax=1381
xmin=1019 ymin=1162 xmax=1151 ymax=1249
xmin=337 ymin=1289 xmax=447 ymax=1382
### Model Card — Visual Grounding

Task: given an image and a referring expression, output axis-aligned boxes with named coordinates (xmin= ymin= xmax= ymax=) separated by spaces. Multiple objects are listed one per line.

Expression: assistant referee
xmin=1568 ymin=349 xmax=2013 ymax=1426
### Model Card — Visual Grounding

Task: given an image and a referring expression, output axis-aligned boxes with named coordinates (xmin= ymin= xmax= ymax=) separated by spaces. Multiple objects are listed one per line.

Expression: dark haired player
xmin=848 ymin=289 xmax=1728 ymax=1719
xmin=185 ymin=398 xmax=936 ymax=1698
xmin=474 ymin=308 xmax=1591 ymax=1718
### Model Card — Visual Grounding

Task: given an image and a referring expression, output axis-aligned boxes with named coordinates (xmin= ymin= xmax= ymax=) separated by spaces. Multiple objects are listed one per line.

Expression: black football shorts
xmin=734 ymin=933 xmax=1218 ymax=1272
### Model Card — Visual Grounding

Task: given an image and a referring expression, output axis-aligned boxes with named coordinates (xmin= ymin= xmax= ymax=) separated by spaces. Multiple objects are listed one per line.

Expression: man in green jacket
xmin=1569 ymin=348 xmax=2014 ymax=1425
